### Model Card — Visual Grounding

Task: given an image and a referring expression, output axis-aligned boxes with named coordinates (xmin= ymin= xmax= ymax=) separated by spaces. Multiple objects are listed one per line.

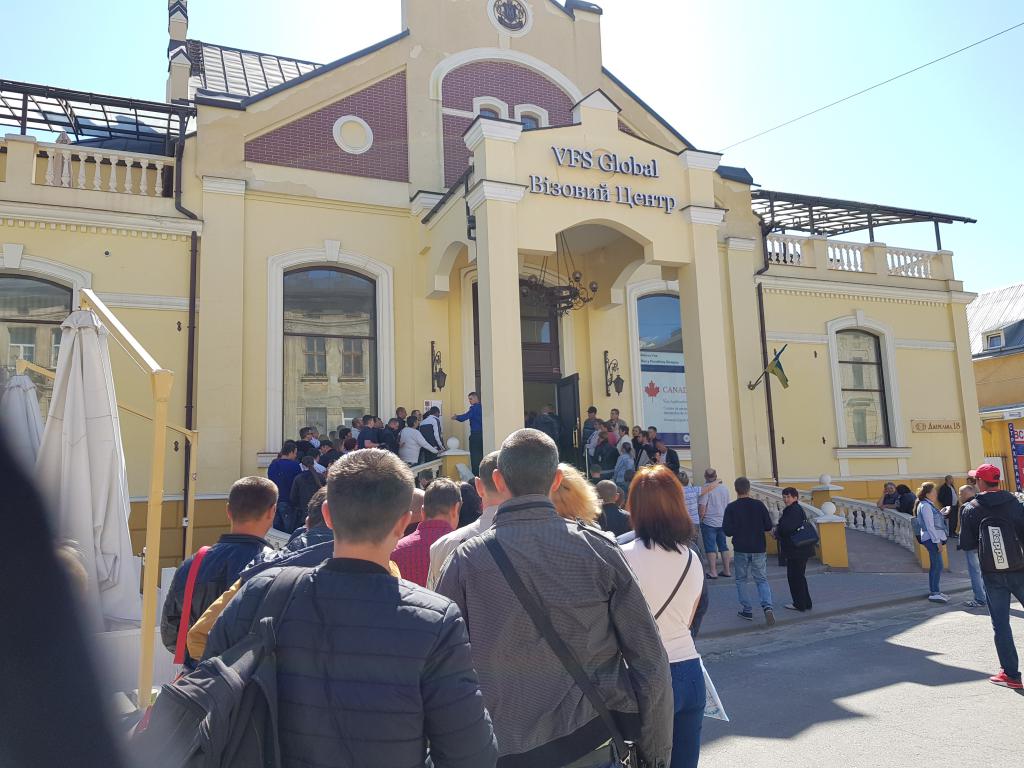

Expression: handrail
xmin=832 ymin=495 xmax=916 ymax=552
xmin=80 ymin=289 xmax=163 ymax=374
xmin=16 ymin=359 xmax=195 ymax=440
xmin=748 ymin=483 xmax=823 ymax=525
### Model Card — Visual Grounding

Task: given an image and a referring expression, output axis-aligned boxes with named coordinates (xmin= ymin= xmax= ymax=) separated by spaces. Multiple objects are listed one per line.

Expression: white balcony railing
xmin=831 ymin=496 xmax=916 ymax=552
xmin=35 ymin=143 xmax=172 ymax=198
xmin=763 ymin=234 xmax=953 ymax=282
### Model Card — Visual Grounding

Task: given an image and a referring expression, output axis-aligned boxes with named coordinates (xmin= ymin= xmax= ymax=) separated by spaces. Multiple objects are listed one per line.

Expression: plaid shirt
xmin=391 ymin=519 xmax=454 ymax=587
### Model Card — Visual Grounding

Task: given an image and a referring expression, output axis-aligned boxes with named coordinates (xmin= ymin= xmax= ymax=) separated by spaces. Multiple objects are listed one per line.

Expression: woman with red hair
xmin=621 ymin=464 xmax=706 ymax=768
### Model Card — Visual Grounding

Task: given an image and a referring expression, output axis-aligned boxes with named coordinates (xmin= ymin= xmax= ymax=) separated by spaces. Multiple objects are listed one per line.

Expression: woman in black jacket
xmin=776 ymin=488 xmax=814 ymax=612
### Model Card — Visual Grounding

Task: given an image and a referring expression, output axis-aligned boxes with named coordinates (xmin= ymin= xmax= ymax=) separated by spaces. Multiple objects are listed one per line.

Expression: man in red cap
xmin=958 ymin=463 xmax=1024 ymax=690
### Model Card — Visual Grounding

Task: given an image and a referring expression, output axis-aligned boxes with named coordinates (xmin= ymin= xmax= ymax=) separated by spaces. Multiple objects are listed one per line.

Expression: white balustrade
xmin=765 ymin=234 xmax=804 ymax=266
xmin=749 ymin=483 xmax=823 ymax=527
xmin=35 ymin=143 xmax=172 ymax=197
xmin=827 ymin=240 xmax=864 ymax=272
xmin=832 ymin=496 xmax=915 ymax=552
xmin=887 ymin=247 xmax=934 ymax=279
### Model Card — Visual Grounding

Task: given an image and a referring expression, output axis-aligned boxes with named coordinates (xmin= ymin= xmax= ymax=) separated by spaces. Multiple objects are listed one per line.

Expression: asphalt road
xmin=698 ymin=599 xmax=1024 ymax=767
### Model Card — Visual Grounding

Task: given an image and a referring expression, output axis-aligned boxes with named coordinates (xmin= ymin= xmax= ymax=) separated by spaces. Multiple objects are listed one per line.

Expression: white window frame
xmin=827 ymin=311 xmax=906 ymax=451
xmin=513 ymin=104 xmax=549 ymax=128
xmin=266 ymin=243 xmax=394 ymax=451
xmin=986 ymin=331 xmax=1004 ymax=350
xmin=472 ymin=97 xmax=510 ymax=120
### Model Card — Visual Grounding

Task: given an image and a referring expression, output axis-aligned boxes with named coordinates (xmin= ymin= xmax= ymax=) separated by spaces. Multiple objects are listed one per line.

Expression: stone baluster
xmin=60 ymin=150 xmax=72 ymax=188
xmin=124 ymin=157 xmax=134 ymax=194
xmin=44 ymin=151 xmax=55 ymax=186
xmin=139 ymin=161 xmax=149 ymax=196
xmin=76 ymin=154 xmax=87 ymax=189
xmin=108 ymin=159 xmax=119 ymax=193
xmin=154 ymin=161 xmax=165 ymax=197
xmin=93 ymin=154 xmax=103 ymax=190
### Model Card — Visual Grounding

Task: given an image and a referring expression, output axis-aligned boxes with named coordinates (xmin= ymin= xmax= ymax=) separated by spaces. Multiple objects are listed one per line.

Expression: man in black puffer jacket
xmin=160 ymin=476 xmax=276 ymax=668
xmin=205 ymin=449 xmax=497 ymax=768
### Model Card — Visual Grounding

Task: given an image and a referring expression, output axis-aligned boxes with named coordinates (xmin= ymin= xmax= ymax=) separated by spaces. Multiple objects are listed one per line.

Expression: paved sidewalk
xmin=697 ymin=531 xmax=976 ymax=639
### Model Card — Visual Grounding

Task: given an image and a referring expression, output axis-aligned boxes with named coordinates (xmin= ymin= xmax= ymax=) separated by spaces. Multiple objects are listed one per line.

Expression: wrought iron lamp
xmin=520 ymin=231 xmax=598 ymax=316
xmin=431 ymin=341 xmax=447 ymax=392
xmin=604 ymin=351 xmax=625 ymax=396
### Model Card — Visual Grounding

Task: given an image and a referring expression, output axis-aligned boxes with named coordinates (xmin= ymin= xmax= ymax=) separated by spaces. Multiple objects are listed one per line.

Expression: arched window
xmin=520 ymin=113 xmax=540 ymax=130
xmin=836 ymin=329 xmax=890 ymax=447
xmin=282 ymin=268 xmax=377 ymax=438
xmin=478 ymin=107 xmax=500 ymax=119
xmin=0 ymin=274 xmax=73 ymax=418
xmin=637 ymin=294 xmax=689 ymax=448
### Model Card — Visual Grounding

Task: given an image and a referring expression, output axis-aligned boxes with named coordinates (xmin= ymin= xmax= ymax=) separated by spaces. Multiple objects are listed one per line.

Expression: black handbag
xmin=484 ymin=534 xmax=640 ymax=767
xmin=789 ymin=512 xmax=820 ymax=549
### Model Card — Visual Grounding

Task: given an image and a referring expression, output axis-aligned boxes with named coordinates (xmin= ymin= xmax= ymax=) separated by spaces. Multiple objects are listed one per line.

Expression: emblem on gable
xmin=492 ymin=0 xmax=529 ymax=33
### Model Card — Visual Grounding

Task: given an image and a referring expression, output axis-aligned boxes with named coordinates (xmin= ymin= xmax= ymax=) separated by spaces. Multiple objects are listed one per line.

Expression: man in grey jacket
xmin=438 ymin=429 xmax=672 ymax=768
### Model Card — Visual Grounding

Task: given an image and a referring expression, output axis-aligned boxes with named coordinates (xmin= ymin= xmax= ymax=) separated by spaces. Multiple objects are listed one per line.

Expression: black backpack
xmin=131 ymin=568 xmax=305 ymax=768
xmin=977 ymin=508 xmax=1024 ymax=574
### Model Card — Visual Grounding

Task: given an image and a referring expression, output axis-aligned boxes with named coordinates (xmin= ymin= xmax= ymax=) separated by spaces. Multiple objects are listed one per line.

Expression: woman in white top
xmin=621 ymin=464 xmax=706 ymax=768
xmin=915 ymin=482 xmax=949 ymax=603
xmin=398 ymin=415 xmax=438 ymax=466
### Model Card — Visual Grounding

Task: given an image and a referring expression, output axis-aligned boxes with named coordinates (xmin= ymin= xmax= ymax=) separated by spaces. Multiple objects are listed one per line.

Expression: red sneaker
xmin=989 ymin=671 xmax=1023 ymax=690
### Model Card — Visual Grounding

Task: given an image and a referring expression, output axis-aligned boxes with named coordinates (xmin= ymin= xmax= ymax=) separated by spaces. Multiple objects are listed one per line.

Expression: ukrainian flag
xmin=767 ymin=346 xmax=789 ymax=389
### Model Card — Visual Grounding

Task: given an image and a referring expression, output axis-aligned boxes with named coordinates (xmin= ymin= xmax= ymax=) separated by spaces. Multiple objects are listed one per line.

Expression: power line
xmin=718 ymin=20 xmax=1024 ymax=152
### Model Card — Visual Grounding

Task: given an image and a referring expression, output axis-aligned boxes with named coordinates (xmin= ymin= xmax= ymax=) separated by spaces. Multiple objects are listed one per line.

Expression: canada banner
xmin=640 ymin=350 xmax=690 ymax=448
xmin=1010 ymin=422 xmax=1024 ymax=493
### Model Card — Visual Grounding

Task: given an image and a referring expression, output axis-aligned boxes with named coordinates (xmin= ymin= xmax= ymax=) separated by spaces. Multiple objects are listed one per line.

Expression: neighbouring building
xmin=968 ymin=283 xmax=1024 ymax=492
xmin=0 ymin=0 xmax=984 ymax=564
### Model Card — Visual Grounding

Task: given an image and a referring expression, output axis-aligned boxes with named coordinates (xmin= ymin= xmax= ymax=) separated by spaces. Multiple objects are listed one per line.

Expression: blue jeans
xmin=734 ymin=552 xmax=773 ymax=612
xmin=701 ymin=524 xmax=728 ymax=553
xmin=965 ymin=549 xmax=987 ymax=604
xmin=670 ymin=659 xmax=705 ymax=768
xmin=923 ymin=540 xmax=943 ymax=595
xmin=983 ymin=571 xmax=1024 ymax=681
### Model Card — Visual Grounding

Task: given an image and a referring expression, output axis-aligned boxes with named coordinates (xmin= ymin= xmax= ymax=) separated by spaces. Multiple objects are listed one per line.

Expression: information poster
xmin=1010 ymin=423 xmax=1024 ymax=492
xmin=640 ymin=350 xmax=690 ymax=448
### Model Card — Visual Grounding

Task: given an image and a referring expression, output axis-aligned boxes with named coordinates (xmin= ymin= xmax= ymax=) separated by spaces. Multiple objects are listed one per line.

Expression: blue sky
xmin=3 ymin=0 xmax=1021 ymax=293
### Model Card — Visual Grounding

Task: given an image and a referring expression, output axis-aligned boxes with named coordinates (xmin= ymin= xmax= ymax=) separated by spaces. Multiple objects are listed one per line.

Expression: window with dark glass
xmin=283 ymin=268 xmax=376 ymax=440
xmin=521 ymin=114 xmax=540 ymax=130
xmin=0 ymin=275 xmax=72 ymax=421
xmin=478 ymin=107 xmax=500 ymax=119
xmin=837 ymin=330 xmax=890 ymax=447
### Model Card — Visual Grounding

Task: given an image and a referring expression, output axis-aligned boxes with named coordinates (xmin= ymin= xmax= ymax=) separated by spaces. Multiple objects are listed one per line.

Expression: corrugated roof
xmin=186 ymin=40 xmax=321 ymax=99
xmin=966 ymin=283 xmax=1024 ymax=355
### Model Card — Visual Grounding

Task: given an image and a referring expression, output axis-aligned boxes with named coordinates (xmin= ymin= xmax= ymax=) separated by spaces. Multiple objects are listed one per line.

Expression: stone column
xmin=677 ymin=205 xmax=738 ymax=482
xmin=468 ymin=181 xmax=526 ymax=452
xmin=195 ymin=176 xmax=246 ymax=494
xmin=463 ymin=118 xmax=526 ymax=452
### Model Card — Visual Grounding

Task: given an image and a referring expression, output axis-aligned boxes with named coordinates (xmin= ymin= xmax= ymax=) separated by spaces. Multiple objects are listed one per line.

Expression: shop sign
xmin=1010 ymin=423 xmax=1024 ymax=492
xmin=911 ymin=419 xmax=962 ymax=433
xmin=527 ymin=146 xmax=677 ymax=214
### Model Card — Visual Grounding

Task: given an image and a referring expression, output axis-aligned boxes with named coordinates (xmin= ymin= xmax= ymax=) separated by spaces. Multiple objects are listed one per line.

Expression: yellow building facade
xmin=0 ymin=0 xmax=983 ymax=566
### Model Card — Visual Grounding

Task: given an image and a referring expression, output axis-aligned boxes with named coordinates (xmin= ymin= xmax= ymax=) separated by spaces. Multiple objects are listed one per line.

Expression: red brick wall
xmin=245 ymin=71 xmax=409 ymax=182
xmin=442 ymin=60 xmax=575 ymax=186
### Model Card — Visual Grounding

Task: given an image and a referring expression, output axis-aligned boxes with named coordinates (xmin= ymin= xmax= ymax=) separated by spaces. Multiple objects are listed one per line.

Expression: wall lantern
xmin=604 ymin=351 xmax=625 ymax=397
xmin=431 ymin=341 xmax=448 ymax=392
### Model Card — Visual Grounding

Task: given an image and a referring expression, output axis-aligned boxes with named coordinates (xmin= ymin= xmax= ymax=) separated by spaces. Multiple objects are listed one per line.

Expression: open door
xmin=556 ymin=374 xmax=582 ymax=468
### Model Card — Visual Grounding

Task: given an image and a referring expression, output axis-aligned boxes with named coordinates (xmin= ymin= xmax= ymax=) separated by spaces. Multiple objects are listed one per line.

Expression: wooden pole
xmin=137 ymin=369 xmax=173 ymax=708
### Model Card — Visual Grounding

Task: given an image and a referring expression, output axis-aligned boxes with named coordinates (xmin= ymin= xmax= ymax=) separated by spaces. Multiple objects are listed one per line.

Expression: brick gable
xmin=245 ymin=71 xmax=409 ymax=182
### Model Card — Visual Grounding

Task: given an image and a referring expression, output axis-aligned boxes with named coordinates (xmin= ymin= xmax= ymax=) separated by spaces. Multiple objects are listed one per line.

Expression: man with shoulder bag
xmin=438 ymin=429 xmax=672 ymax=768
xmin=958 ymin=464 xmax=1024 ymax=690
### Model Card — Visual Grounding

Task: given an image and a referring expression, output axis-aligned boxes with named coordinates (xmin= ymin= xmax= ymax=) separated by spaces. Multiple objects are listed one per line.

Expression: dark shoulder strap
xmin=249 ymin=567 xmax=305 ymax=634
xmin=654 ymin=549 xmax=694 ymax=620
xmin=483 ymin=534 xmax=628 ymax=759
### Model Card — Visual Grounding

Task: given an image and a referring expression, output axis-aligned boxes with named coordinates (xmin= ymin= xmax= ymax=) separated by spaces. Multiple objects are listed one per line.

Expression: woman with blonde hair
xmin=551 ymin=463 xmax=601 ymax=526
xmin=915 ymin=481 xmax=949 ymax=603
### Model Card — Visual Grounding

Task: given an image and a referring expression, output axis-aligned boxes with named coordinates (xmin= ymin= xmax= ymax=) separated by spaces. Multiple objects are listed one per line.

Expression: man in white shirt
xmin=427 ymin=451 xmax=509 ymax=590
xmin=698 ymin=468 xmax=732 ymax=578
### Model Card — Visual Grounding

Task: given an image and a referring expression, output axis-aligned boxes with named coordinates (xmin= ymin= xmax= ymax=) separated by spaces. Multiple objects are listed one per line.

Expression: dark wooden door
xmin=556 ymin=374 xmax=582 ymax=468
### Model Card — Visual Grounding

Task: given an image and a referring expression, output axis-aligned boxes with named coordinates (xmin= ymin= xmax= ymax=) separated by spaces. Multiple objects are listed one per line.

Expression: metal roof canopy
xmin=752 ymin=189 xmax=976 ymax=250
xmin=0 ymin=80 xmax=195 ymax=156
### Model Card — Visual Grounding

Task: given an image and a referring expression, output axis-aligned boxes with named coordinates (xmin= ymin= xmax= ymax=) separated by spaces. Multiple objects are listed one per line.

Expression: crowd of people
xmin=150 ymin=394 xmax=1024 ymax=768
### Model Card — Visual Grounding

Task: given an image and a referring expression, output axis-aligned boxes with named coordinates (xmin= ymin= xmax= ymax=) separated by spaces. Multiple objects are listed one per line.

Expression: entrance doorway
xmin=472 ymin=282 xmax=582 ymax=464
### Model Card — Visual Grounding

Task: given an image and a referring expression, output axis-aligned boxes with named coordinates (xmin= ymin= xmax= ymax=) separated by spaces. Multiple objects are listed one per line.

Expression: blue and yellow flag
xmin=767 ymin=346 xmax=789 ymax=389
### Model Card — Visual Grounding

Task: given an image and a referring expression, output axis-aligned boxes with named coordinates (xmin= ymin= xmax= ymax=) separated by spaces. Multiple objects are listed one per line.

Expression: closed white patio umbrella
xmin=0 ymin=374 xmax=45 ymax=471
xmin=35 ymin=310 xmax=141 ymax=627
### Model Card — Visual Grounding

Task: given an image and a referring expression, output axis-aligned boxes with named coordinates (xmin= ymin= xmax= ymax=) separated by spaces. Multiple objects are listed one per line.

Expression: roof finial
xmin=167 ymin=1 xmax=191 ymax=102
